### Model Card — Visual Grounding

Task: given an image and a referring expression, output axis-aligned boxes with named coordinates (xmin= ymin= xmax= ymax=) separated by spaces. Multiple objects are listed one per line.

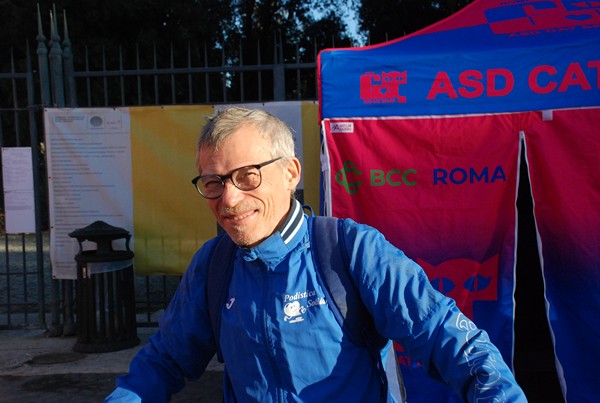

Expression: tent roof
xmin=318 ymin=0 xmax=600 ymax=118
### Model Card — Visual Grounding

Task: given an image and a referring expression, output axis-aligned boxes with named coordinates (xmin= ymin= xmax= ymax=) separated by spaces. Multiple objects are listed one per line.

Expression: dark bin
xmin=69 ymin=221 xmax=139 ymax=353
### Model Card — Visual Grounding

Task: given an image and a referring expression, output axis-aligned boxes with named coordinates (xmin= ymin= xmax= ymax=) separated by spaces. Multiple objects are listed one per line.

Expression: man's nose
xmin=220 ymin=180 xmax=244 ymax=205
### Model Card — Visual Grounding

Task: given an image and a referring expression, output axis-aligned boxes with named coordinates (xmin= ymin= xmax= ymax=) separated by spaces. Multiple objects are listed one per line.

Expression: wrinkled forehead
xmin=197 ymin=128 xmax=273 ymax=174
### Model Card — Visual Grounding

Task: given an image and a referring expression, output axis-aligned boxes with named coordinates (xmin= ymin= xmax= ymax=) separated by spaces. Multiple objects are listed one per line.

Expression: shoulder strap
xmin=309 ymin=215 xmax=405 ymax=402
xmin=309 ymin=216 xmax=387 ymax=350
xmin=206 ymin=234 xmax=236 ymax=363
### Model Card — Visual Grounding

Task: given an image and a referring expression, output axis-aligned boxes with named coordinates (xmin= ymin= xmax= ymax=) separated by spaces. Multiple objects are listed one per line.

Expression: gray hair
xmin=197 ymin=107 xmax=296 ymax=160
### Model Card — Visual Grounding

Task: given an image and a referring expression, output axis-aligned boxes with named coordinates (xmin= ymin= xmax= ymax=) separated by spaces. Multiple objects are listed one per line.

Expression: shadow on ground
xmin=0 ymin=371 xmax=223 ymax=403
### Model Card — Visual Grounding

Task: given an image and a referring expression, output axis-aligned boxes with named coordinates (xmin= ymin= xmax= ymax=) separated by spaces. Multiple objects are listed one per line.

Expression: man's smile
xmin=221 ymin=206 xmax=259 ymax=224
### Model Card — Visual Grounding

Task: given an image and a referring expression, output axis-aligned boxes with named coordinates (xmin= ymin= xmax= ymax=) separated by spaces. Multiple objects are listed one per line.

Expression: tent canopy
xmin=319 ymin=0 xmax=600 ymax=117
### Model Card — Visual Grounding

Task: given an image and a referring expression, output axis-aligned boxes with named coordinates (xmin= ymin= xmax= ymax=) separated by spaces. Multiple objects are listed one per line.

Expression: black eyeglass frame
xmin=192 ymin=157 xmax=282 ymax=199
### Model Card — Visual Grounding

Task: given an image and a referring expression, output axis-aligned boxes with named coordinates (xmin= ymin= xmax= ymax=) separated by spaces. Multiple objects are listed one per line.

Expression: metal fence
xmin=0 ymin=11 xmax=324 ymax=332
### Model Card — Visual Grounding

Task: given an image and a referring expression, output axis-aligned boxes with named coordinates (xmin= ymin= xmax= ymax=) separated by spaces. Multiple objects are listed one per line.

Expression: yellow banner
xmin=130 ymin=105 xmax=215 ymax=275
xmin=301 ymin=101 xmax=320 ymax=213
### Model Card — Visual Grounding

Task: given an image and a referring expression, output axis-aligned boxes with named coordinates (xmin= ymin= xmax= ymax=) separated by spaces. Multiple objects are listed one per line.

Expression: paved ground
xmin=0 ymin=327 xmax=223 ymax=402
xmin=0 ymin=327 xmax=564 ymax=402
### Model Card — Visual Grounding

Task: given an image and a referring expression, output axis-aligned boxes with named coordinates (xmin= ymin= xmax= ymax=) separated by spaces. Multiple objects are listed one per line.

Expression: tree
xmin=0 ymin=0 xmax=472 ymax=103
xmin=358 ymin=0 xmax=473 ymax=44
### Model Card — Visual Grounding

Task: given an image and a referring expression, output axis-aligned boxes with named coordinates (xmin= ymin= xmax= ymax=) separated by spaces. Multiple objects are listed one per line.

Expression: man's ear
xmin=285 ymin=157 xmax=302 ymax=189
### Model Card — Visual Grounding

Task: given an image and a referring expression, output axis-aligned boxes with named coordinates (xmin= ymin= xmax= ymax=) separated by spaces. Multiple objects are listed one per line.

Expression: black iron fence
xmin=0 ymin=10 xmax=326 ymax=332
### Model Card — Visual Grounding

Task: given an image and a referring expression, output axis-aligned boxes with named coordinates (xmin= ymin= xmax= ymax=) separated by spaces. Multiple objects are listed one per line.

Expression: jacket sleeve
xmin=103 ymin=387 xmax=141 ymax=402
xmin=112 ymin=240 xmax=219 ymax=402
xmin=342 ymin=219 xmax=527 ymax=402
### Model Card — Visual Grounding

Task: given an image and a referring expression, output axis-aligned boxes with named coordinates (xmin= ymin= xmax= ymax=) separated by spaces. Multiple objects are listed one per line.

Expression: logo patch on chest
xmin=282 ymin=289 xmax=327 ymax=324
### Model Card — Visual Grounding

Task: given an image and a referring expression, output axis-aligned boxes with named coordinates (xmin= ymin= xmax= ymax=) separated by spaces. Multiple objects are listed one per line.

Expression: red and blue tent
xmin=318 ymin=1 xmax=599 ymax=401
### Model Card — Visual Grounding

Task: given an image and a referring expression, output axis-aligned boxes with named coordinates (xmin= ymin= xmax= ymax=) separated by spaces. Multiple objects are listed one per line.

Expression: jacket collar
xmin=239 ymin=199 xmax=306 ymax=266
xmin=279 ymin=199 xmax=303 ymax=245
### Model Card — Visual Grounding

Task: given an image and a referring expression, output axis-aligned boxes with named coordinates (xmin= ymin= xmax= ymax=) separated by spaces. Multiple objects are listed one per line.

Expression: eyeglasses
xmin=192 ymin=157 xmax=282 ymax=199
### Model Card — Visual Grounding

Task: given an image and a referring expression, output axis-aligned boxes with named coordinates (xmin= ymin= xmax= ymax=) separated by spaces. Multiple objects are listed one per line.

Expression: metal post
xmin=36 ymin=4 xmax=51 ymax=107
xmin=59 ymin=12 xmax=76 ymax=336
xmin=37 ymin=5 xmax=62 ymax=336
xmin=273 ymin=32 xmax=285 ymax=101
xmin=62 ymin=11 xmax=78 ymax=107
xmin=26 ymin=44 xmax=47 ymax=329
xmin=48 ymin=9 xmax=65 ymax=107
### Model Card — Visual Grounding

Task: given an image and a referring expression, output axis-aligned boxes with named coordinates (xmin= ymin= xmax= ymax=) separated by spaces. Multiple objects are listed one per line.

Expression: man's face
xmin=197 ymin=124 xmax=301 ymax=247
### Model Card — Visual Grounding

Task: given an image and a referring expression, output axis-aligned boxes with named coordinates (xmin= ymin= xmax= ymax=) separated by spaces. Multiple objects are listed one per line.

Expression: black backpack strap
xmin=206 ymin=234 xmax=237 ymax=363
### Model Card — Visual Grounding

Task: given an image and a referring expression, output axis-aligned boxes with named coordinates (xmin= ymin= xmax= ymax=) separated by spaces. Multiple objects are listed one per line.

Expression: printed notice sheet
xmin=2 ymin=147 xmax=36 ymax=233
xmin=44 ymin=108 xmax=133 ymax=279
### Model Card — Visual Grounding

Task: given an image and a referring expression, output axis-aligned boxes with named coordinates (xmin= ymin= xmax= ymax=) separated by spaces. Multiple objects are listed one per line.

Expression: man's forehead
xmin=198 ymin=141 xmax=272 ymax=174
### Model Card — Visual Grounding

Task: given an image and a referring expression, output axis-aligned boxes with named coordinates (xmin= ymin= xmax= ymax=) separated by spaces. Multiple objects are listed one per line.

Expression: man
xmin=105 ymin=107 xmax=526 ymax=402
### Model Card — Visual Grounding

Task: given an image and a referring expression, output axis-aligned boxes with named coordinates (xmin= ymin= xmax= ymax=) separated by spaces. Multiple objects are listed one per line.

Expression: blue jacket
xmin=111 ymin=208 xmax=526 ymax=402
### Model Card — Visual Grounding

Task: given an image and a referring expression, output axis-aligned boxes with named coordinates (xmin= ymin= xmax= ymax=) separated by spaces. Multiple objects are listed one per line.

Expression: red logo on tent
xmin=485 ymin=0 xmax=600 ymax=35
xmin=418 ymin=255 xmax=499 ymax=319
xmin=360 ymin=71 xmax=407 ymax=104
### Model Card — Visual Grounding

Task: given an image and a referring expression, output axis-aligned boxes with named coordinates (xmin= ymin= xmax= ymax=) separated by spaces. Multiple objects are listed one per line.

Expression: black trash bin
xmin=69 ymin=221 xmax=140 ymax=353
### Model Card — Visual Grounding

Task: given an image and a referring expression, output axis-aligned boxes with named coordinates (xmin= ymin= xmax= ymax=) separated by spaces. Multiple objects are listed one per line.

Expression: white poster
xmin=44 ymin=108 xmax=133 ymax=279
xmin=2 ymin=147 xmax=36 ymax=233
